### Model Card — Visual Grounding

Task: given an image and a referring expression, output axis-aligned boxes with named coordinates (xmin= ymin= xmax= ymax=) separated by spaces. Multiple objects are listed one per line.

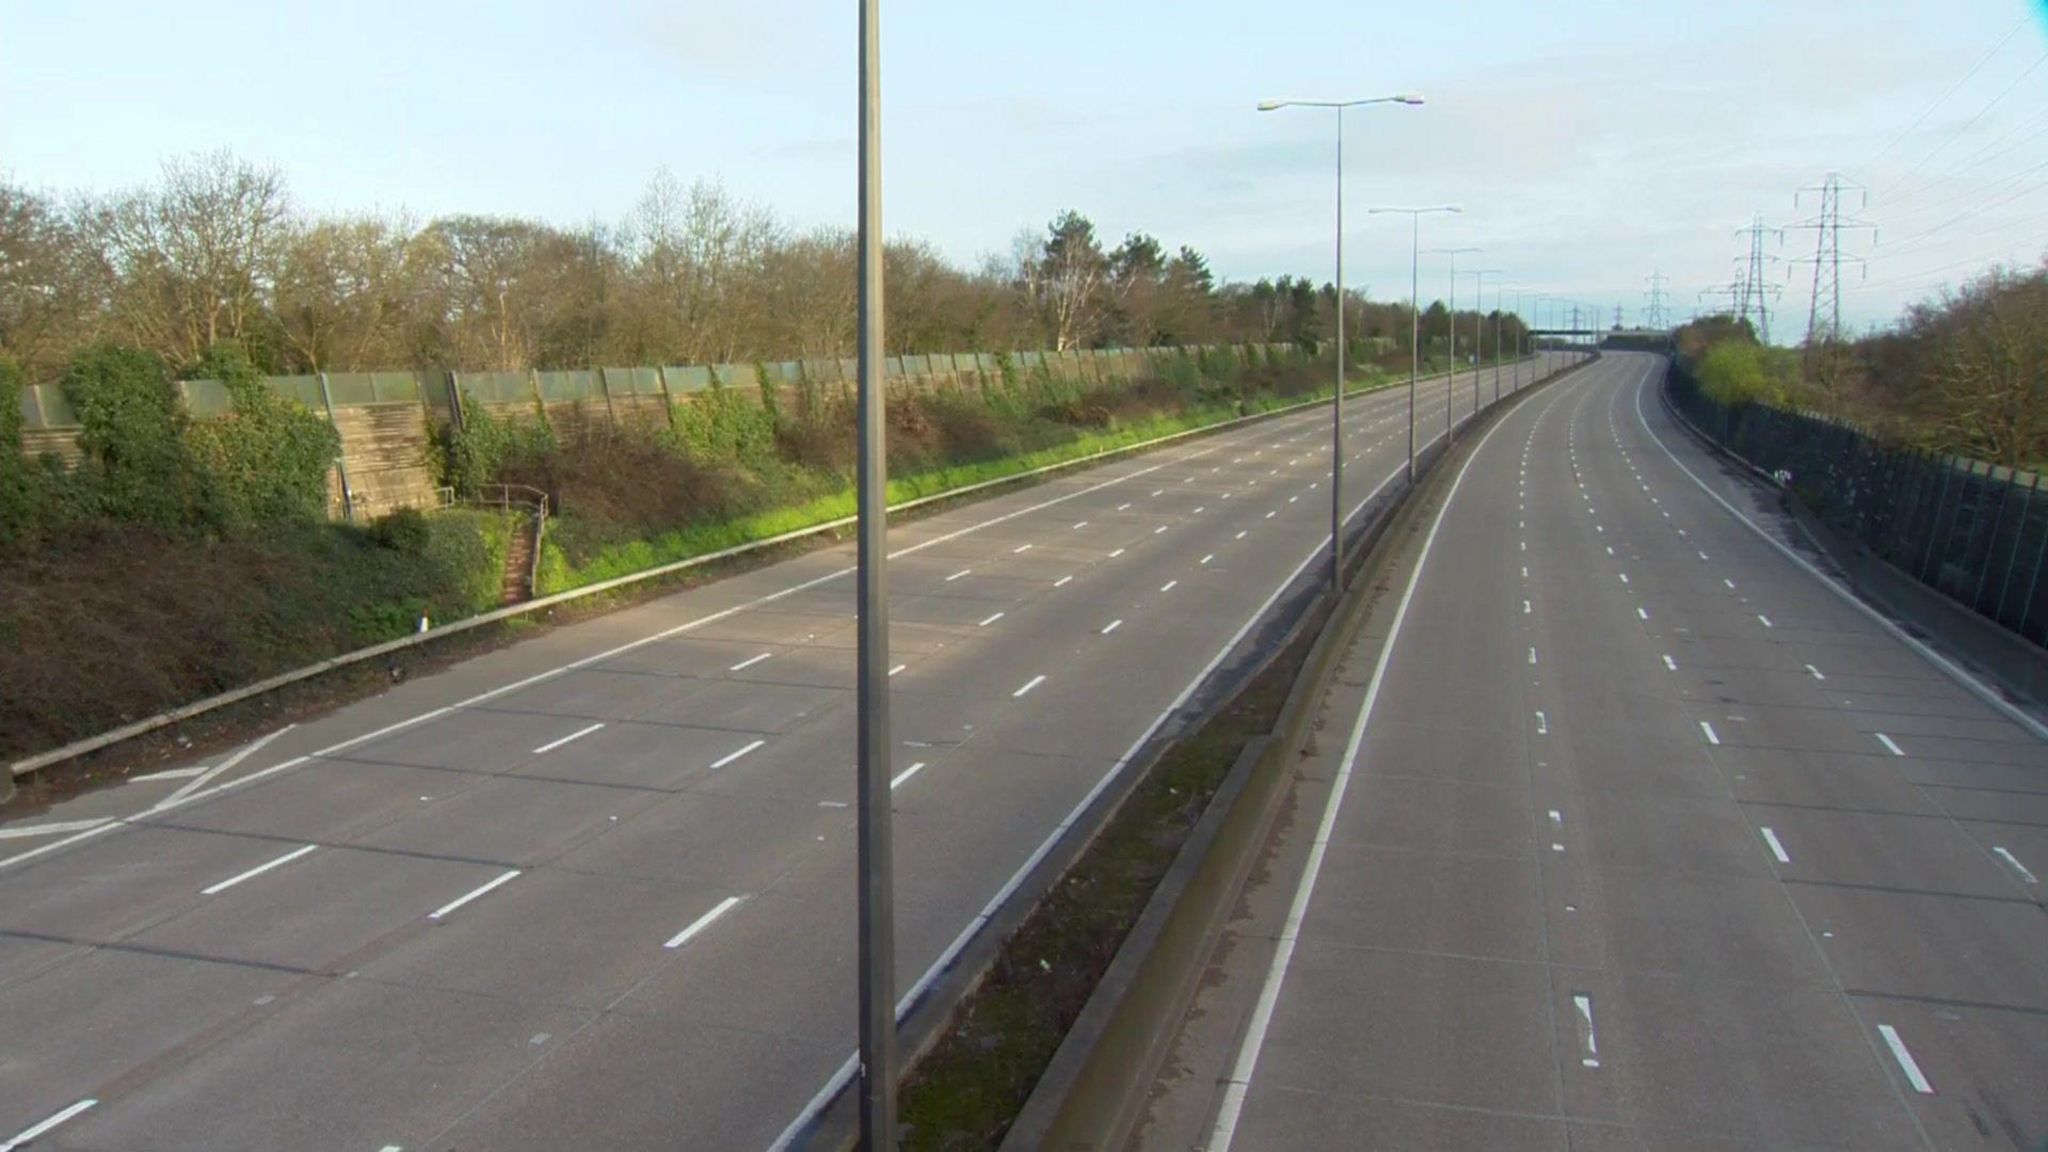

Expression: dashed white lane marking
xmin=888 ymin=663 xmax=907 ymax=676
xmin=1637 ymin=607 xmax=1649 ymax=621
xmin=1151 ymin=489 xmax=1165 ymax=497
xmin=1236 ymin=531 xmax=1249 ymax=540
xmin=1806 ymin=663 xmax=1826 ymax=680
xmin=1523 ymin=600 xmax=1531 ymax=615
xmin=978 ymin=612 xmax=1005 ymax=628
xmin=711 ymin=739 xmax=767 ymax=770
xmin=1155 ymin=525 xmax=1169 ymax=535
xmin=1573 ymin=994 xmax=1602 ymax=1068
xmin=1201 ymin=555 xmax=1215 ymax=566
xmin=1 ymin=1100 xmax=98 ymax=1152
xmin=1535 ymin=711 xmax=1550 ymax=735
xmin=1117 ymin=503 xmax=1132 ymax=511
xmin=1662 ymin=655 xmax=1677 ymax=671
xmin=1700 ymin=721 xmax=1721 ymax=745
xmin=1161 ymin=580 xmax=1179 ymax=592
xmin=1875 ymin=733 xmax=1905 ymax=757
xmin=1618 ymin=573 xmax=1630 ymax=585
xmin=1101 ymin=620 xmax=1123 ymax=635
xmin=664 ymin=895 xmax=745 ymax=949
xmin=946 ymin=569 xmax=972 ymax=581
xmin=532 ymin=722 xmax=606 ymax=755
xmin=1760 ymin=826 xmax=1791 ymax=864
xmin=1994 ymin=846 xmax=2039 ymax=885
xmin=889 ymin=761 xmax=929 ymax=790
xmin=1072 ymin=521 xmax=1090 ymax=530
xmin=1605 ymin=546 xmax=1615 ymax=556
xmin=1053 ymin=576 xmax=1073 ymax=588
xmin=1758 ymin=614 xmax=1774 ymax=628
xmin=1878 ymin=1024 xmax=1935 ymax=1094
xmin=430 ymin=869 xmax=521 ymax=921
xmin=1012 ymin=543 xmax=1033 ymax=554
xmin=1521 ymin=566 xmax=1528 ymax=578
xmin=728 ymin=652 xmax=772 ymax=672
xmin=1288 ymin=495 xmax=1299 ymax=504
xmin=1013 ymin=675 xmax=1047 ymax=698
xmin=1723 ymin=578 xmax=1736 ymax=590
xmin=1266 ymin=511 xmax=1277 ymax=519
xmin=1110 ymin=548 xmax=1127 ymax=558
xmin=1698 ymin=551 xmax=1709 ymax=561
xmin=201 ymin=844 xmax=318 ymax=896
xmin=1194 ymin=506 xmax=1206 ymax=514
xmin=1528 ymin=647 xmax=1538 ymax=666
xmin=1520 ymin=541 xmax=1527 ymax=552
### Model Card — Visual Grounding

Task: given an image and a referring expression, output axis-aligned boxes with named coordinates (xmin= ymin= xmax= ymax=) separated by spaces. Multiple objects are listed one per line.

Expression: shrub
xmin=62 ymin=342 xmax=214 ymax=530
xmin=365 ymin=506 xmax=433 ymax=554
xmin=185 ymin=343 xmax=339 ymax=526
xmin=0 ymin=353 xmax=31 ymax=546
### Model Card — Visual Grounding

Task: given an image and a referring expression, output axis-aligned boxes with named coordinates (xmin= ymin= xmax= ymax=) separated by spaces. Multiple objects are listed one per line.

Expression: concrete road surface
xmin=1146 ymin=352 xmax=2048 ymax=1152
xmin=0 ymin=355 xmax=1564 ymax=1151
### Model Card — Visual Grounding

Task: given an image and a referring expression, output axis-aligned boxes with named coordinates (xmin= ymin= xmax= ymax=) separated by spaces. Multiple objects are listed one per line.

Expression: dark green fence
xmin=1667 ymin=364 xmax=2048 ymax=647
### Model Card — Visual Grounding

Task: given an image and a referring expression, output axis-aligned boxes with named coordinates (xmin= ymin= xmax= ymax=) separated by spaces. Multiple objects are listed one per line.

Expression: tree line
xmin=1678 ymin=258 xmax=2048 ymax=469
xmin=0 ymin=151 xmax=1525 ymax=384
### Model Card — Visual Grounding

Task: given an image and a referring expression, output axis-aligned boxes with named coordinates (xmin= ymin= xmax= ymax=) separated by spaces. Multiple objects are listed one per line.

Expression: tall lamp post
xmin=1468 ymin=268 xmax=1501 ymax=418
xmin=1429 ymin=246 xmax=1480 ymax=443
xmin=854 ymin=0 xmax=895 ymax=1147
xmin=1258 ymin=94 xmax=1424 ymax=589
xmin=1369 ymin=205 xmax=1460 ymax=480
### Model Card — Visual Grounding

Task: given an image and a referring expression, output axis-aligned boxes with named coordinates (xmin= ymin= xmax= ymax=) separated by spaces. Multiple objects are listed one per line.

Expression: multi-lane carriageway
xmin=1146 ymin=353 xmax=2048 ymax=1152
xmin=0 ymin=357 xmax=1565 ymax=1150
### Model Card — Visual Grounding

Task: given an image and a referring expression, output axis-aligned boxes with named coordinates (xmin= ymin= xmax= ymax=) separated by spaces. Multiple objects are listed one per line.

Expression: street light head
xmin=1257 ymin=100 xmax=1286 ymax=112
xmin=1395 ymin=94 xmax=1426 ymax=105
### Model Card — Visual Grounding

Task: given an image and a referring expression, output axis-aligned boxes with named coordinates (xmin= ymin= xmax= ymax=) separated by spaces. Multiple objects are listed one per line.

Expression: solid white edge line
xmin=1877 ymin=1024 xmax=1935 ymax=1094
xmin=0 ymin=1099 xmax=98 ymax=1152
xmin=428 ymin=869 xmax=521 ymax=921
xmin=0 ymin=817 xmax=115 ymax=842
xmin=889 ymin=762 xmax=929 ymax=790
xmin=531 ymin=721 xmax=606 ymax=755
xmin=663 ymin=895 xmax=745 ymax=950
xmin=1633 ymin=364 xmax=2048 ymax=745
xmin=200 ymin=843 xmax=318 ymax=896
xmin=711 ymin=739 xmax=768 ymax=770
xmin=764 ymin=374 xmax=1492 ymax=1152
xmin=1207 ymin=366 xmax=1560 ymax=1152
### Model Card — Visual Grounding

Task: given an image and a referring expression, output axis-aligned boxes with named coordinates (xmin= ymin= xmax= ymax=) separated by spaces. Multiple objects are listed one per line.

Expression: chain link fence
xmin=1667 ymin=365 xmax=2048 ymax=648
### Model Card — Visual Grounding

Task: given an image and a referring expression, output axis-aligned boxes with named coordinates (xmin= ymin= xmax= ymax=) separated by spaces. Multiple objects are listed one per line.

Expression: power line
xmin=1863 ymin=14 xmax=2028 ymax=175
xmin=1874 ymin=46 xmax=2048 ymax=205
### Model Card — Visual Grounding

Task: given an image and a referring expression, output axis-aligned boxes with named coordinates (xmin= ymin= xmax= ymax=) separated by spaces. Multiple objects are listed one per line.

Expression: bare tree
xmin=1018 ymin=210 xmax=1108 ymax=351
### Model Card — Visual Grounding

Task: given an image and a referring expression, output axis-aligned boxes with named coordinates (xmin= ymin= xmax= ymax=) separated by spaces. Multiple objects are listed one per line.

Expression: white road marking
xmin=1760 ymin=826 xmax=1791 ymax=863
xmin=1053 ymin=576 xmax=1073 ymax=588
xmin=664 ymin=895 xmax=745 ymax=949
xmin=0 ymin=818 xmax=116 ymax=841
xmin=1521 ymin=541 xmax=1527 ymax=551
xmin=1152 ymin=490 xmax=1165 ymax=497
xmin=429 ymin=869 xmax=521 ymax=920
xmin=201 ymin=844 xmax=318 ymax=896
xmin=1875 ymin=733 xmax=1905 ymax=757
xmin=1201 ymin=555 xmax=1215 ymax=565
xmin=1012 ymin=543 xmax=1033 ymax=554
xmin=728 ymin=653 xmax=772 ymax=672
xmin=1758 ymin=614 xmax=1774 ymax=628
xmin=1155 ymin=525 xmax=1169 ymax=534
xmin=1110 ymin=548 xmax=1127 ymax=558
xmin=1878 ymin=1024 xmax=1935 ymax=1094
xmin=1 ymin=1100 xmax=98 ymax=1152
xmin=1236 ymin=531 xmax=1249 ymax=540
xmin=532 ymin=722 xmax=606 ymax=755
xmin=1528 ymin=647 xmax=1538 ymax=665
xmin=1637 ymin=607 xmax=1649 ymax=620
xmin=1806 ymin=663 xmax=1826 ymax=680
xmin=1618 ymin=573 xmax=1630 ymax=584
xmin=1723 ymin=578 xmax=1735 ymax=589
xmin=946 ymin=569 xmax=972 ymax=581
xmin=1992 ymin=846 xmax=2038 ymax=885
xmin=1013 ymin=675 xmax=1047 ymax=698
xmin=127 ymin=766 xmax=208 ymax=783
xmin=1266 ymin=511 xmax=1277 ymax=519
xmin=1523 ymin=600 xmax=1531 ymax=614
xmin=1699 ymin=551 xmax=1709 ymax=561
xmin=1605 ymin=546 xmax=1615 ymax=556
xmin=1117 ymin=503 xmax=1132 ymax=511
xmin=818 ymin=801 xmax=849 ymax=809
xmin=1663 ymin=655 xmax=1677 ymax=671
xmin=889 ymin=762 xmax=929 ymax=790
xmin=711 ymin=739 xmax=767 ymax=770
xmin=1521 ymin=566 xmax=1528 ymax=578
xmin=978 ymin=612 xmax=1005 ymax=627
xmin=1101 ymin=620 xmax=1123 ymax=635
xmin=889 ymin=663 xmax=908 ymax=676
xmin=1194 ymin=506 xmax=1206 ymax=514
xmin=1700 ymin=721 xmax=1721 ymax=745
xmin=1160 ymin=580 xmax=1179 ymax=592
xmin=160 ymin=723 xmax=297 ymax=810
xmin=1573 ymin=994 xmax=1602 ymax=1068
xmin=1073 ymin=520 xmax=1090 ymax=530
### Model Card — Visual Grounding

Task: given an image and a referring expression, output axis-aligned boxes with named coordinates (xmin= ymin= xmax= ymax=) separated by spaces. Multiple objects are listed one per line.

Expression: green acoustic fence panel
xmin=461 ymin=372 xmax=536 ymax=406
xmin=536 ymin=370 xmax=598 ymax=401
xmin=606 ymin=367 xmax=665 ymax=396
xmin=665 ymin=365 xmax=712 ymax=393
xmin=802 ymin=359 xmax=842 ymax=385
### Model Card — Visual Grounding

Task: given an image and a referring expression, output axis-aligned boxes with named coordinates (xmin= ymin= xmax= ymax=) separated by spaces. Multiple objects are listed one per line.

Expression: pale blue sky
xmin=4 ymin=0 xmax=2045 ymax=336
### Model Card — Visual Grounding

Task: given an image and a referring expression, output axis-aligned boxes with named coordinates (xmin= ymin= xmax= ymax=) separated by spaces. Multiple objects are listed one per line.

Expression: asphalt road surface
xmin=1146 ymin=352 xmax=2048 ymax=1151
xmin=0 ymin=355 xmax=1565 ymax=1151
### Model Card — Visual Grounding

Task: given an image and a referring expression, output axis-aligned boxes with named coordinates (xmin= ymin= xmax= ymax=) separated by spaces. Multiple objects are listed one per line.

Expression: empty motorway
xmin=1145 ymin=352 xmax=2048 ymax=1151
xmin=0 ymin=356 xmax=1564 ymax=1151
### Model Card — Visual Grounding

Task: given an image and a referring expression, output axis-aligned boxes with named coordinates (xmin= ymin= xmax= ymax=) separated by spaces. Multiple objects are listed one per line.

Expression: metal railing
xmin=1667 ymin=364 xmax=2048 ymax=647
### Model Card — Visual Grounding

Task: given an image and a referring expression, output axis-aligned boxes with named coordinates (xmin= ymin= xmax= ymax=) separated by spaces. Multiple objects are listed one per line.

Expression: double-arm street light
xmin=1429 ymin=246 xmax=1481 ymax=442
xmin=1257 ymin=94 xmax=1423 ymax=589
xmin=1368 ymin=206 xmax=1460 ymax=480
